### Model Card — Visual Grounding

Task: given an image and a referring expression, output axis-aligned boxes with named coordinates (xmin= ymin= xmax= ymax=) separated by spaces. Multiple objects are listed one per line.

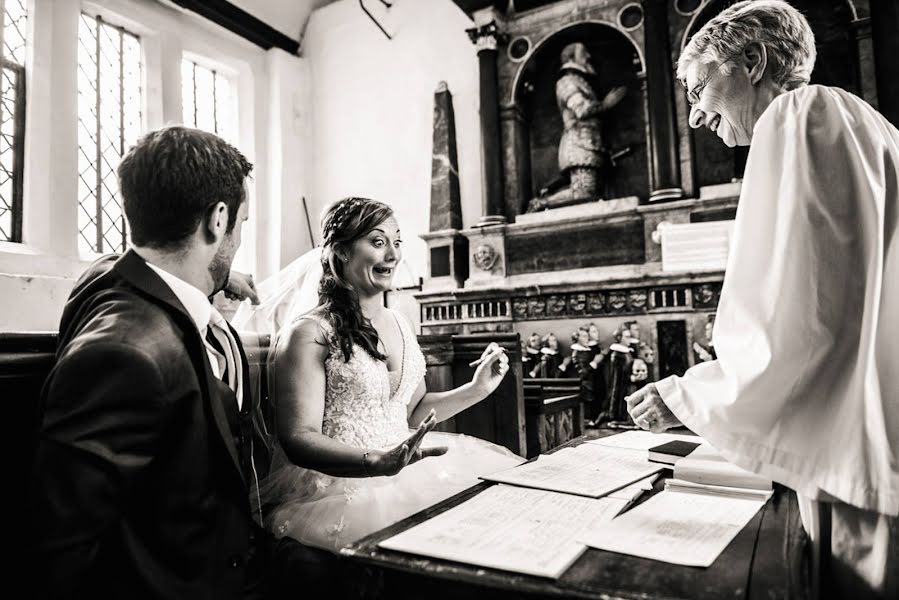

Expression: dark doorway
xmin=657 ymin=320 xmax=689 ymax=378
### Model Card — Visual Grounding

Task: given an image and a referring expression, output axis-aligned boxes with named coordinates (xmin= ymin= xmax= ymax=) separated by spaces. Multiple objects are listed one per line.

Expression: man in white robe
xmin=626 ymin=2 xmax=897 ymax=597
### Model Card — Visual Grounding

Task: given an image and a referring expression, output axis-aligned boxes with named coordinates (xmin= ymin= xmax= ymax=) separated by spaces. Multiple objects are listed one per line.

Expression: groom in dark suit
xmin=30 ymin=126 xmax=271 ymax=599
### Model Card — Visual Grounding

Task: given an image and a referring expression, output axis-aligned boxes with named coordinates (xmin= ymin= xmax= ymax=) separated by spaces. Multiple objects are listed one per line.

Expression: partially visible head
xmin=575 ymin=327 xmax=590 ymax=346
xmin=587 ymin=323 xmax=600 ymax=341
xmin=705 ymin=315 xmax=716 ymax=342
xmin=560 ymin=42 xmax=595 ymax=75
xmin=638 ymin=342 xmax=655 ymax=364
xmin=527 ymin=332 xmax=541 ymax=349
xmin=677 ymin=0 xmax=816 ymax=147
xmin=626 ymin=320 xmax=640 ymax=339
xmin=543 ymin=332 xmax=559 ymax=350
xmin=119 ymin=126 xmax=253 ymax=291
xmin=631 ymin=358 xmax=648 ymax=382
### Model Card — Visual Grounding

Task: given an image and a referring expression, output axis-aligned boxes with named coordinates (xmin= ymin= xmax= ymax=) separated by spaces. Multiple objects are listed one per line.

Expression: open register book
xmin=673 ymin=443 xmax=773 ymax=491
xmin=378 ymin=434 xmax=774 ymax=576
xmin=377 ymin=484 xmax=631 ymax=579
xmin=580 ymin=443 xmax=773 ymax=567
xmin=375 ymin=441 xmax=661 ymax=579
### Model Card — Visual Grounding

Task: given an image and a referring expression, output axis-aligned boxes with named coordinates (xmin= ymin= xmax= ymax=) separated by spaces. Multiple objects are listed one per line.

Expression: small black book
xmin=647 ymin=440 xmax=701 ymax=465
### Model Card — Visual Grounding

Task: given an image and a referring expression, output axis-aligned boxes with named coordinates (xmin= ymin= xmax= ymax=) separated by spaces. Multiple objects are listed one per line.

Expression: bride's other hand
xmin=366 ymin=409 xmax=448 ymax=476
xmin=469 ymin=342 xmax=509 ymax=396
xmin=224 ymin=271 xmax=260 ymax=304
xmin=407 ymin=343 xmax=510 ymax=428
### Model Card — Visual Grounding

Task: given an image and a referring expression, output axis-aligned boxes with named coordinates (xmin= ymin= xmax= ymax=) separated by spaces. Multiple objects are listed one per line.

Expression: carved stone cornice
xmin=418 ymin=280 xmax=723 ymax=328
xmin=466 ymin=21 xmax=508 ymax=53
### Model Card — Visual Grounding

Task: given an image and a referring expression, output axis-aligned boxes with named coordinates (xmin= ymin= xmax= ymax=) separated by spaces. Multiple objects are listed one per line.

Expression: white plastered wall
xmin=299 ymin=0 xmax=482 ymax=288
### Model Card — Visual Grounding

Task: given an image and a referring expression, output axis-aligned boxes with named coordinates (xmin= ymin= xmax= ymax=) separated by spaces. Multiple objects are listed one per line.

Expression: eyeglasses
xmin=683 ymin=56 xmax=738 ymax=107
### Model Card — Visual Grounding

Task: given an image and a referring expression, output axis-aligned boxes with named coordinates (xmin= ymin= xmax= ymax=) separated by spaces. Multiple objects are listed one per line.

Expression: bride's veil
xmin=231 ymin=246 xmax=324 ymax=417
xmin=232 ymin=246 xmax=324 ymax=342
xmin=232 ymin=247 xmax=325 ymax=519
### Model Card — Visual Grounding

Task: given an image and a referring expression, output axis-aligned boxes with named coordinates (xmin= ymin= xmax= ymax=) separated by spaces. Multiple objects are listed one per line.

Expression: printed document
xmin=674 ymin=443 xmax=773 ymax=490
xmin=579 ymin=483 xmax=771 ymax=567
xmin=480 ymin=444 xmax=663 ymax=498
xmin=379 ymin=484 xmax=629 ymax=578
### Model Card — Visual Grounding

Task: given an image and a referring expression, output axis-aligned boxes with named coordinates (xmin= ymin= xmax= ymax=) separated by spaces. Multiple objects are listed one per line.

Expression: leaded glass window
xmin=77 ymin=14 xmax=141 ymax=255
xmin=0 ymin=0 xmax=27 ymax=243
xmin=181 ymin=58 xmax=235 ymax=143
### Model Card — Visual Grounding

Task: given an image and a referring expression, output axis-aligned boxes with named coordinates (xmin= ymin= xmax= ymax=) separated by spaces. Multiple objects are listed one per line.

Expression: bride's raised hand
xmin=468 ymin=342 xmax=510 ymax=396
xmin=364 ymin=409 xmax=448 ymax=477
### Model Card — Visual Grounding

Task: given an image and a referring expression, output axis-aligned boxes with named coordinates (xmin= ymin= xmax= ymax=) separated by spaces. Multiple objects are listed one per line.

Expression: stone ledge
xmin=414 ymin=264 xmax=725 ymax=303
xmin=514 ymin=196 xmax=640 ymax=227
xmin=699 ymin=180 xmax=742 ymax=200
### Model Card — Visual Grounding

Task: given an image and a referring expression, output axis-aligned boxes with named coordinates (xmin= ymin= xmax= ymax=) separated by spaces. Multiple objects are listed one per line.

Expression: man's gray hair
xmin=677 ymin=0 xmax=816 ymax=91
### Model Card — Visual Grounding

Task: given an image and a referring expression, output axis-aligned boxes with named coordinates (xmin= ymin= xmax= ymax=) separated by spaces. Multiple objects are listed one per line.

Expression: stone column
xmin=870 ymin=0 xmax=899 ymax=127
xmin=500 ymin=102 xmax=531 ymax=221
xmin=467 ymin=21 xmax=507 ymax=226
xmin=850 ymin=17 xmax=875 ymax=105
xmin=643 ymin=0 xmax=684 ymax=202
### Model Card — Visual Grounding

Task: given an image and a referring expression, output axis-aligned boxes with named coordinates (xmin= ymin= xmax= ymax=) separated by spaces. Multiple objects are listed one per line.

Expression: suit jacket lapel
xmin=114 ymin=250 xmax=246 ymax=485
xmin=199 ymin=345 xmax=246 ymax=486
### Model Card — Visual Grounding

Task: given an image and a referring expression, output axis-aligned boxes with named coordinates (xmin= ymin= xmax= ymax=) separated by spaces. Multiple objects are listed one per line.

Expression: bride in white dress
xmin=236 ymin=197 xmax=523 ymax=552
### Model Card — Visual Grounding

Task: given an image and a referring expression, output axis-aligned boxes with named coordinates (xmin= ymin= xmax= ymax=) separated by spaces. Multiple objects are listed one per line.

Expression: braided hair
xmin=319 ymin=197 xmax=394 ymax=362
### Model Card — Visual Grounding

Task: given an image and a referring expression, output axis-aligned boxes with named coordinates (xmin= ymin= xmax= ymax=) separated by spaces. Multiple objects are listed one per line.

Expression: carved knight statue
xmin=530 ymin=42 xmax=627 ymax=212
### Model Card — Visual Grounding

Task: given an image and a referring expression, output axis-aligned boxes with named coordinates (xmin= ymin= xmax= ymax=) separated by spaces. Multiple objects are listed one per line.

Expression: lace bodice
xmin=260 ymin=309 xmax=522 ymax=551
xmin=316 ymin=310 xmax=426 ymax=449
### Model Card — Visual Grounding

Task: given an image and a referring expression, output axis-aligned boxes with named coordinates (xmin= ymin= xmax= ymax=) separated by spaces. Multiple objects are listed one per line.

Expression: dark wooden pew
xmin=446 ymin=333 xmax=526 ymax=456
xmin=1 ymin=332 xmax=57 ymax=582
xmin=522 ymin=377 xmax=583 ymax=459
xmin=1 ymin=331 xmax=56 ymax=470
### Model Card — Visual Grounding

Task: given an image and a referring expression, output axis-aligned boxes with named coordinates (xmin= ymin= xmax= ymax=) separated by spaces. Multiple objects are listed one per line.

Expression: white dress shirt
xmin=144 ymin=261 xmax=243 ymax=409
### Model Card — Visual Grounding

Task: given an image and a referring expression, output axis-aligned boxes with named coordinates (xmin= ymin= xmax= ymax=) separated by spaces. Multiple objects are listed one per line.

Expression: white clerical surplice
xmin=655 ymin=85 xmax=898 ymax=592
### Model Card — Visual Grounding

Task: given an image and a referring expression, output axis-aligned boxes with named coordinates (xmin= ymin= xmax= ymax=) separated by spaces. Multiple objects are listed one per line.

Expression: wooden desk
xmin=340 ymin=431 xmax=810 ymax=600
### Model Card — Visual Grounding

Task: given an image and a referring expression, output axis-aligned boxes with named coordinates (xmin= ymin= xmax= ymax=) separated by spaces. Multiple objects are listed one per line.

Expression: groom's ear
xmin=203 ymin=201 xmax=229 ymax=242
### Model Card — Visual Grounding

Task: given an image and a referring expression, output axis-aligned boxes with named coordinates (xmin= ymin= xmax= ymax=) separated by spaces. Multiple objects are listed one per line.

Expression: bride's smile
xmin=341 ymin=215 xmax=403 ymax=295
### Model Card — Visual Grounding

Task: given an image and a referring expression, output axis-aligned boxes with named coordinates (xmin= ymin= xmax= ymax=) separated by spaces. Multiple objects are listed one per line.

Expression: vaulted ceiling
xmin=174 ymin=0 xmax=553 ymax=54
xmin=167 ymin=0 xmax=339 ymax=53
xmin=228 ymin=0 xmax=339 ymax=40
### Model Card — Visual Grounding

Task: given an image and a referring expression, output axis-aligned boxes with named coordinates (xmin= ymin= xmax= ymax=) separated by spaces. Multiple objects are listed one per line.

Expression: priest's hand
xmin=626 ymin=383 xmax=682 ymax=433
xmin=365 ymin=410 xmax=448 ymax=477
